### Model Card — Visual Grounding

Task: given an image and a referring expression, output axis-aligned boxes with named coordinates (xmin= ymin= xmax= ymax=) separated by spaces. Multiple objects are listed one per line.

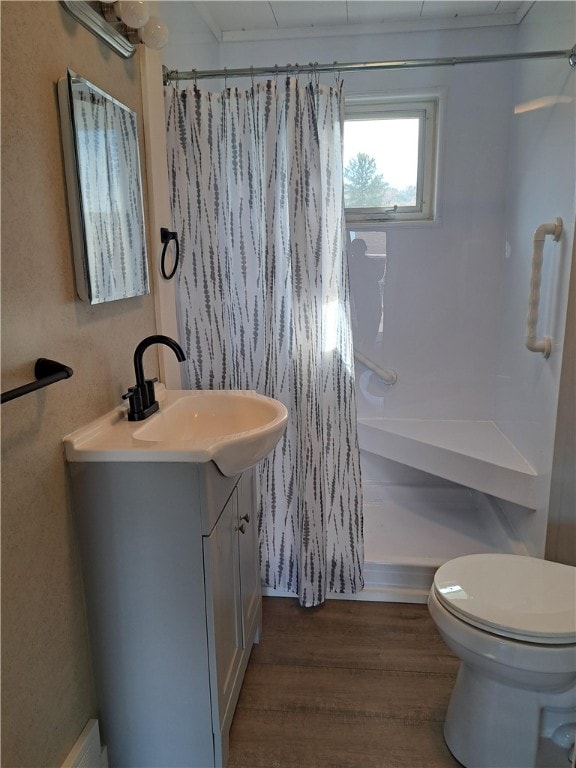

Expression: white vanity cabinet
xmin=68 ymin=460 xmax=261 ymax=768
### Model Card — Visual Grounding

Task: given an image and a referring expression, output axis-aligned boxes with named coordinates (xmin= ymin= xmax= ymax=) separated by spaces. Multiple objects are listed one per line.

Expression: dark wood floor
xmin=228 ymin=597 xmax=463 ymax=768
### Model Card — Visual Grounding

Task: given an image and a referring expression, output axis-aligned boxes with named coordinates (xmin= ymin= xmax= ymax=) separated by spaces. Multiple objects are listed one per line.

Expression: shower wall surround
xmin=494 ymin=1 xmax=575 ymax=548
xmin=162 ymin=11 xmax=518 ymax=423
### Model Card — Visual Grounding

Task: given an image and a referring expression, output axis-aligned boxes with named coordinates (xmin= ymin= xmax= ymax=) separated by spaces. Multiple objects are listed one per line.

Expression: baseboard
xmin=262 ymin=560 xmax=433 ymax=605
xmin=62 ymin=720 xmax=108 ymax=768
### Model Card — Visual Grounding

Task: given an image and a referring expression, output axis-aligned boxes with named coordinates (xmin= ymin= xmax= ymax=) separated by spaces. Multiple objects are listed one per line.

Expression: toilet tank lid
xmin=433 ymin=554 xmax=576 ymax=643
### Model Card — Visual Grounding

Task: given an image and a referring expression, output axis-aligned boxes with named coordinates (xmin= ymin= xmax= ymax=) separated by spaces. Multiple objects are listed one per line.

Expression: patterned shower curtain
xmin=165 ymin=78 xmax=363 ymax=607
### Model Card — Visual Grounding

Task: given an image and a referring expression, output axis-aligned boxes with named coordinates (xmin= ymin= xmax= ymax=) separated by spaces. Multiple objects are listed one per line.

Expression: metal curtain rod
xmin=163 ymin=46 xmax=576 ymax=83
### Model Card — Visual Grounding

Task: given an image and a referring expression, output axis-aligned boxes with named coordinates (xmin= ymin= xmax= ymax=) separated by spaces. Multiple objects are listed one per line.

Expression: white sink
xmin=133 ymin=390 xmax=287 ymax=474
xmin=63 ymin=387 xmax=288 ymax=476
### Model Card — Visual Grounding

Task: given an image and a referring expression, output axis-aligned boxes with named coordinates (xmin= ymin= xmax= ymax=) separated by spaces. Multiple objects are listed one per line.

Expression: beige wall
xmin=546 ymin=233 xmax=576 ymax=566
xmin=1 ymin=2 xmax=158 ymax=764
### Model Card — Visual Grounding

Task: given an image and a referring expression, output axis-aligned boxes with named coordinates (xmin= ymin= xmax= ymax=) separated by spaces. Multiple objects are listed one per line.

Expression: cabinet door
xmin=237 ymin=470 xmax=262 ymax=647
xmin=202 ymin=491 xmax=243 ymax=757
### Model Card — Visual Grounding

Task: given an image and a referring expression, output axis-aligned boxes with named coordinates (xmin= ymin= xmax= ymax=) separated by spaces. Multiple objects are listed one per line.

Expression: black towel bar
xmin=1 ymin=359 xmax=73 ymax=404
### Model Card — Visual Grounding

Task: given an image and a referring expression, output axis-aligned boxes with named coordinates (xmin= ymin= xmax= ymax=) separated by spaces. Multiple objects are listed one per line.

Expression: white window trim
xmin=344 ymin=90 xmax=444 ymax=227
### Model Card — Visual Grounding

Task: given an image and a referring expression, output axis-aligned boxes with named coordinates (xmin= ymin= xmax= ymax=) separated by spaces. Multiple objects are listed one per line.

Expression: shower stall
xmin=147 ymin=1 xmax=575 ymax=601
xmin=347 ymin=5 xmax=575 ymax=599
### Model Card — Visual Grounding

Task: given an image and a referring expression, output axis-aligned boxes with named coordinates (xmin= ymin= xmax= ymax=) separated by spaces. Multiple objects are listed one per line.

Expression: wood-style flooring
xmin=228 ymin=597 xmax=462 ymax=768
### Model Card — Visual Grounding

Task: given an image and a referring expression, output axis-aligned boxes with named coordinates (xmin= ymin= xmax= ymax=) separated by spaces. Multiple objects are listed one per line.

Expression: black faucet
xmin=122 ymin=335 xmax=186 ymax=421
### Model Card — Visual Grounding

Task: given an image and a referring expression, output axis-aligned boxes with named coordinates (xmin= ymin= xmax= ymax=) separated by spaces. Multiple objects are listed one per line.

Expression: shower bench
xmin=357 ymin=417 xmax=537 ymax=509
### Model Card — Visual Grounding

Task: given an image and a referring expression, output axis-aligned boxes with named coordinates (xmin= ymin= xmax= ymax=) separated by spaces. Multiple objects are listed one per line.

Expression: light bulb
xmin=138 ymin=16 xmax=169 ymax=49
xmin=115 ymin=1 xmax=149 ymax=29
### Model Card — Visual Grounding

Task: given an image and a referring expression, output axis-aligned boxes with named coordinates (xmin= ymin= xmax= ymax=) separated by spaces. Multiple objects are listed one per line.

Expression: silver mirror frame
xmin=60 ymin=0 xmax=136 ymax=59
xmin=58 ymin=70 xmax=150 ymax=304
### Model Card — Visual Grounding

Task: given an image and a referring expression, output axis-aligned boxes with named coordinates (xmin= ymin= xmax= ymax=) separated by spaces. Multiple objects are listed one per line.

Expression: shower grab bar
xmin=354 ymin=349 xmax=397 ymax=385
xmin=525 ymin=218 xmax=563 ymax=358
xmin=1 ymin=358 xmax=73 ymax=404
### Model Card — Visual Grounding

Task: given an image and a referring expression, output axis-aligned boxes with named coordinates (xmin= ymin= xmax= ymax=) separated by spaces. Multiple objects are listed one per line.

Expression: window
xmin=344 ymin=97 xmax=438 ymax=224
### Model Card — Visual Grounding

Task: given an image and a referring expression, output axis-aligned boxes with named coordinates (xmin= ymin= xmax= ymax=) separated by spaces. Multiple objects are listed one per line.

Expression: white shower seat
xmin=357 ymin=418 xmax=537 ymax=508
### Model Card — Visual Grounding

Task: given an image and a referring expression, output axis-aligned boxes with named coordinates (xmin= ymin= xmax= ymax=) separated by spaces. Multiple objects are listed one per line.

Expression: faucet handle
xmin=122 ymin=385 xmax=144 ymax=417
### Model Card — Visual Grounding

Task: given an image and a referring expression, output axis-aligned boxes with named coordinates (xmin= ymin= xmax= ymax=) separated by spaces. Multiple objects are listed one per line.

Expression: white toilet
xmin=428 ymin=553 xmax=576 ymax=768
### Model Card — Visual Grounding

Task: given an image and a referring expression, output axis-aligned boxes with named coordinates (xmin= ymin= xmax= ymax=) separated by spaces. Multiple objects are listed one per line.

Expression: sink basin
xmin=63 ymin=388 xmax=288 ymax=477
xmin=133 ymin=390 xmax=287 ymax=475
xmin=134 ymin=391 xmax=282 ymax=442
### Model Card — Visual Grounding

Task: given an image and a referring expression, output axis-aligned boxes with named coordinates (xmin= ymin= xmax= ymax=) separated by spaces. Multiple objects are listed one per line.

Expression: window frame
xmin=344 ymin=96 xmax=439 ymax=225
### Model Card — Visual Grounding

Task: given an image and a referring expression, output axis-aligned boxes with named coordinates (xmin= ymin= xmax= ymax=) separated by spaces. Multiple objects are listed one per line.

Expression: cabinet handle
xmin=236 ymin=523 xmax=247 ymax=534
xmin=239 ymin=513 xmax=250 ymax=523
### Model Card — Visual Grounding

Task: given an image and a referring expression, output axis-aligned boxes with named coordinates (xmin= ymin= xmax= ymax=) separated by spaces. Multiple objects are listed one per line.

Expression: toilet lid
xmin=433 ymin=554 xmax=576 ymax=644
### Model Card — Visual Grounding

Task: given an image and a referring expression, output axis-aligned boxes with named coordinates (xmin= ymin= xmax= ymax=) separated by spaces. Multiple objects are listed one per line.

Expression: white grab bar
xmin=525 ymin=217 xmax=563 ymax=358
xmin=354 ymin=349 xmax=398 ymax=385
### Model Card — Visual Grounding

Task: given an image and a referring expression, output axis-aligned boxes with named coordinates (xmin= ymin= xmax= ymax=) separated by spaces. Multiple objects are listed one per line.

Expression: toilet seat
xmin=433 ymin=554 xmax=576 ymax=644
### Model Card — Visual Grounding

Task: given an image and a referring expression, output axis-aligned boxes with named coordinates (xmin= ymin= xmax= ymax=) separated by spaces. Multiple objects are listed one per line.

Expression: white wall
xmin=494 ymin=1 xmax=575 ymax=551
xmin=161 ymin=1 xmax=220 ymax=74
xmin=162 ymin=20 xmax=518 ymax=421
xmin=217 ymin=24 xmax=518 ymax=422
xmin=496 ymin=1 xmax=574 ymax=470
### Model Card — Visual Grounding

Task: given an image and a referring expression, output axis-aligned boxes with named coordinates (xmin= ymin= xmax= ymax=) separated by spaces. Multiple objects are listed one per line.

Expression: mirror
xmin=58 ymin=70 xmax=149 ymax=304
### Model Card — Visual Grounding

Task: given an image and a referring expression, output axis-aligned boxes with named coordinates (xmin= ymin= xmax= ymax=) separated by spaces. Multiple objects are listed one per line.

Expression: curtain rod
xmin=163 ymin=46 xmax=576 ymax=84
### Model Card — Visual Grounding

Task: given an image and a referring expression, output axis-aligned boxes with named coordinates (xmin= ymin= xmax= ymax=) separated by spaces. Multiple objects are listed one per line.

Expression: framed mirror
xmin=58 ymin=70 xmax=149 ymax=304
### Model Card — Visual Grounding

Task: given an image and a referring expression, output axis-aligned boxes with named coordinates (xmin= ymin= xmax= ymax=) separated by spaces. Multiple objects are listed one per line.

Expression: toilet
xmin=428 ymin=554 xmax=576 ymax=768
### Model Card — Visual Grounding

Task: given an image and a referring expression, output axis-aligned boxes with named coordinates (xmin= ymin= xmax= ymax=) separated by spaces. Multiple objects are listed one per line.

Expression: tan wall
xmin=546 ymin=233 xmax=576 ymax=566
xmin=1 ymin=2 xmax=158 ymax=764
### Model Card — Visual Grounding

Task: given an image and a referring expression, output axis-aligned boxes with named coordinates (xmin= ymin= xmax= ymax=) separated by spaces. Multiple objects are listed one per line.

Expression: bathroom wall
xmin=1 ymin=3 xmax=158 ymax=764
xmin=162 ymin=18 xmax=518 ymax=420
xmin=161 ymin=0 xmax=220 ymax=74
xmin=547 ymin=228 xmax=576 ymax=566
xmin=491 ymin=0 xmax=575 ymax=553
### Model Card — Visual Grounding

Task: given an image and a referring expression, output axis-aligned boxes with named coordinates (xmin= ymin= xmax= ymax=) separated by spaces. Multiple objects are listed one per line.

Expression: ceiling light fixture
xmin=60 ymin=1 xmax=169 ymax=58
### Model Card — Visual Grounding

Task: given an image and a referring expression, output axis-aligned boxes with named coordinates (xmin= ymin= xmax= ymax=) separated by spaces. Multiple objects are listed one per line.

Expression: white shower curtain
xmin=165 ymin=78 xmax=363 ymax=606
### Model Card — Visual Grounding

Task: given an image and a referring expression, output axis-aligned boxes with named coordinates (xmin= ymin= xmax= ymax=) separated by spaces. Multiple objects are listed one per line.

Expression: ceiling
xmin=192 ymin=1 xmax=532 ymax=42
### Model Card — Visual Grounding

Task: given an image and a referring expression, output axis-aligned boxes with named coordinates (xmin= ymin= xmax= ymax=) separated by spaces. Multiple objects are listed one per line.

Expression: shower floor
xmin=354 ymin=482 xmax=527 ymax=604
xmin=263 ymin=475 xmax=529 ymax=605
